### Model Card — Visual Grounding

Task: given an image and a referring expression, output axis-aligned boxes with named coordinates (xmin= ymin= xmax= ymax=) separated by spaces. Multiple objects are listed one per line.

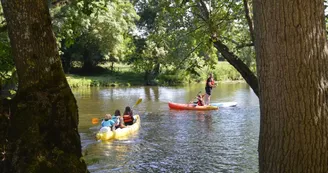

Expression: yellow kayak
xmin=96 ymin=115 xmax=141 ymax=141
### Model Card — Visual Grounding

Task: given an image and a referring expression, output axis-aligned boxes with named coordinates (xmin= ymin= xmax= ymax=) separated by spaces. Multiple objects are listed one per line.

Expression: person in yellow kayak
xmin=112 ymin=109 xmax=126 ymax=129
xmin=204 ymin=73 xmax=216 ymax=105
xmin=101 ymin=114 xmax=116 ymax=130
xmin=123 ymin=106 xmax=134 ymax=126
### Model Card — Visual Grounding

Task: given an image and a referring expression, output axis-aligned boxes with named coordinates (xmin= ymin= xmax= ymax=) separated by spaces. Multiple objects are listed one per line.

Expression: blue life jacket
xmin=101 ymin=119 xmax=115 ymax=127
xmin=112 ymin=116 xmax=118 ymax=122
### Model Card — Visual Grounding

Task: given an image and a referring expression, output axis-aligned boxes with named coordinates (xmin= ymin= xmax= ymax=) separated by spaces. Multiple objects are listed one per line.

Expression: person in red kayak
xmin=189 ymin=92 xmax=205 ymax=106
xmin=196 ymin=93 xmax=205 ymax=106
xmin=204 ymin=73 xmax=216 ymax=105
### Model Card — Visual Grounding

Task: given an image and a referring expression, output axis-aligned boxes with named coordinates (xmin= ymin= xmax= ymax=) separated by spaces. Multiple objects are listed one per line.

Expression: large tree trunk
xmin=253 ymin=0 xmax=328 ymax=172
xmin=1 ymin=0 xmax=88 ymax=172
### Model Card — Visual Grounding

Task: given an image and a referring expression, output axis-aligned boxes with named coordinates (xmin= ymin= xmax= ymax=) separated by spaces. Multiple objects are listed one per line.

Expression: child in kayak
xmin=123 ymin=106 xmax=134 ymax=126
xmin=112 ymin=109 xmax=125 ymax=129
xmin=101 ymin=114 xmax=116 ymax=130
xmin=190 ymin=92 xmax=205 ymax=106
xmin=196 ymin=94 xmax=205 ymax=106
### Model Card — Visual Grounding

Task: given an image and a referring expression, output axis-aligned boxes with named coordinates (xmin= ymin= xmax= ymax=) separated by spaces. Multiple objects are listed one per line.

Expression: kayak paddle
xmin=189 ymin=91 xmax=202 ymax=104
xmin=91 ymin=97 xmax=142 ymax=125
xmin=132 ymin=97 xmax=142 ymax=108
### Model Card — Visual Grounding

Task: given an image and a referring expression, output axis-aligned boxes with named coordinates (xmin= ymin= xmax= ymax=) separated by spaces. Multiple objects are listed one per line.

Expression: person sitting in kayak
xmin=112 ymin=109 xmax=125 ymax=129
xmin=196 ymin=94 xmax=205 ymax=106
xmin=190 ymin=92 xmax=205 ymax=106
xmin=101 ymin=114 xmax=116 ymax=130
xmin=123 ymin=106 xmax=134 ymax=126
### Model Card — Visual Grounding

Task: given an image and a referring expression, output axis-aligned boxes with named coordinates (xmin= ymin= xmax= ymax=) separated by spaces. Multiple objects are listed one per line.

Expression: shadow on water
xmin=75 ymin=83 xmax=259 ymax=173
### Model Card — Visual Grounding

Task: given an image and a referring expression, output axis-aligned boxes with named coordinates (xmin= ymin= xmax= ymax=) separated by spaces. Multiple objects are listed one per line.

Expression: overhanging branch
xmin=175 ymin=41 xmax=204 ymax=70
xmin=222 ymin=36 xmax=254 ymax=49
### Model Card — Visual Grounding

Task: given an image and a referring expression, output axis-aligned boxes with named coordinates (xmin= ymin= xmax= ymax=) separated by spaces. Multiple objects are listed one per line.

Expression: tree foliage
xmin=127 ymin=0 xmax=256 ymax=85
xmin=0 ymin=4 xmax=15 ymax=93
xmin=52 ymin=0 xmax=139 ymax=71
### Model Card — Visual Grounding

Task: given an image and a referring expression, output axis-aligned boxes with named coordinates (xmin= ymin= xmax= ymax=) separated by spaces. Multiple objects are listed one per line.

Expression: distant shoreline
xmin=66 ymin=74 xmax=246 ymax=88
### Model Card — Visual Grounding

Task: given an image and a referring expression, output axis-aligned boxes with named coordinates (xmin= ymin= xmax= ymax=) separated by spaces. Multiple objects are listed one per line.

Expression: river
xmin=74 ymin=82 xmax=259 ymax=173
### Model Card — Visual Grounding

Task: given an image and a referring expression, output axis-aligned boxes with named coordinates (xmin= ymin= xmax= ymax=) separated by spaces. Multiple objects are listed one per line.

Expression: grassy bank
xmin=66 ymin=72 xmax=144 ymax=88
xmin=213 ymin=62 xmax=245 ymax=81
xmin=66 ymin=62 xmax=247 ymax=88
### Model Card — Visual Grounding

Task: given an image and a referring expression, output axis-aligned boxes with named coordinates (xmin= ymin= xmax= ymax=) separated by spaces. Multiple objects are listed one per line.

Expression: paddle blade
xmin=92 ymin=118 xmax=99 ymax=124
xmin=132 ymin=97 xmax=142 ymax=108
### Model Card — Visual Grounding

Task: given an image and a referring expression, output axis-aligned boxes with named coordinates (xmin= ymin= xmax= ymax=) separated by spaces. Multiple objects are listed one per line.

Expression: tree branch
xmin=186 ymin=24 xmax=206 ymax=34
xmin=213 ymin=40 xmax=259 ymax=96
xmin=194 ymin=13 xmax=207 ymax=22
xmin=222 ymin=36 xmax=254 ymax=49
xmin=243 ymin=0 xmax=255 ymax=43
xmin=175 ymin=41 xmax=204 ymax=70
xmin=236 ymin=42 xmax=254 ymax=49
xmin=198 ymin=0 xmax=210 ymax=21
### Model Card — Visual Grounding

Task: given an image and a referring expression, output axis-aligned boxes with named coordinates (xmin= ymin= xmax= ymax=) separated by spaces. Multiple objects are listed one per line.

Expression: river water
xmin=74 ymin=82 xmax=260 ymax=173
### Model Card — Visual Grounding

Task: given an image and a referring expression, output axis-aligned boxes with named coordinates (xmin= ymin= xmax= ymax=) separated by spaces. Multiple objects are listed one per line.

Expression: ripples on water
xmin=76 ymin=83 xmax=259 ymax=173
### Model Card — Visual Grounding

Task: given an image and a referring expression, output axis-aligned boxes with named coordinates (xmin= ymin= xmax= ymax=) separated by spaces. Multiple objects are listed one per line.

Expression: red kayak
xmin=168 ymin=102 xmax=218 ymax=110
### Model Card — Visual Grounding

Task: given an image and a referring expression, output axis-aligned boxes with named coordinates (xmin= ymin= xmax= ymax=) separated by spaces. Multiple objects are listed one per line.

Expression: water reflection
xmin=85 ymin=140 xmax=139 ymax=172
xmin=144 ymin=86 xmax=160 ymax=101
xmin=75 ymin=82 xmax=260 ymax=173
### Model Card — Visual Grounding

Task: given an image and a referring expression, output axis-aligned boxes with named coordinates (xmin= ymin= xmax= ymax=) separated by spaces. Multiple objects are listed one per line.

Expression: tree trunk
xmin=213 ymin=40 xmax=259 ymax=96
xmin=153 ymin=62 xmax=160 ymax=77
xmin=144 ymin=70 xmax=151 ymax=85
xmin=1 ymin=0 xmax=88 ymax=172
xmin=0 ymin=98 xmax=9 ymax=172
xmin=111 ymin=61 xmax=114 ymax=72
xmin=253 ymin=0 xmax=328 ymax=172
xmin=61 ymin=50 xmax=72 ymax=73
xmin=82 ymin=50 xmax=93 ymax=72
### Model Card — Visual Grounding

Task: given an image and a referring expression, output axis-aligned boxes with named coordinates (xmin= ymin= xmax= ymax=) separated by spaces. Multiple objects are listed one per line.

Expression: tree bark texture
xmin=253 ymin=0 xmax=328 ymax=172
xmin=1 ymin=0 xmax=88 ymax=172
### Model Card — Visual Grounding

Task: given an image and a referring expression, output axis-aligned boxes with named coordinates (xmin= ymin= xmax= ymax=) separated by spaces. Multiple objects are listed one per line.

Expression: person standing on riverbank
xmin=204 ymin=73 xmax=215 ymax=105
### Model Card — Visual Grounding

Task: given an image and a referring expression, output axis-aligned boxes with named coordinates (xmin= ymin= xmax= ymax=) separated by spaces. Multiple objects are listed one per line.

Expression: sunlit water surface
xmin=74 ymin=82 xmax=259 ymax=173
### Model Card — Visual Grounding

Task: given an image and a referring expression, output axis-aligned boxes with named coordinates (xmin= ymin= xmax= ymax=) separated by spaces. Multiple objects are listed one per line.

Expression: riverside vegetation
xmin=66 ymin=61 xmax=246 ymax=88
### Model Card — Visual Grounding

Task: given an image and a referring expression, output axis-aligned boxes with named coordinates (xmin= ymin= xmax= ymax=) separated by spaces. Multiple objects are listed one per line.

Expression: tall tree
xmin=253 ymin=0 xmax=328 ymax=172
xmin=195 ymin=0 xmax=259 ymax=96
xmin=1 ymin=0 xmax=88 ymax=172
xmin=135 ymin=0 xmax=259 ymax=94
xmin=52 ymin=0 xmax=139 ymax=72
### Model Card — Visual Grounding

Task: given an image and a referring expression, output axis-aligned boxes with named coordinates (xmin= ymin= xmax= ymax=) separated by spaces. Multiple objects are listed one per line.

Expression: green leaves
xmin=0 ymin=31 xmax=14 ymax=81
xmin=52 ymin=0 xmax=139 ymax=69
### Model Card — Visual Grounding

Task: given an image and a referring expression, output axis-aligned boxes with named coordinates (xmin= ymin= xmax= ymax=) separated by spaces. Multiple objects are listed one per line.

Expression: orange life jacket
xmin=123 ymin=115 xmax=133 ymax=123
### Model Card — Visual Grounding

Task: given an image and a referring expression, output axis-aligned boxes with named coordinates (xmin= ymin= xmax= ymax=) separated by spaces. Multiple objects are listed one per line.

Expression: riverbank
xmin=66 ymin=62 xmax=247 ymax=88
xmin=66 ymin=71 xmax=144 ymax=88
